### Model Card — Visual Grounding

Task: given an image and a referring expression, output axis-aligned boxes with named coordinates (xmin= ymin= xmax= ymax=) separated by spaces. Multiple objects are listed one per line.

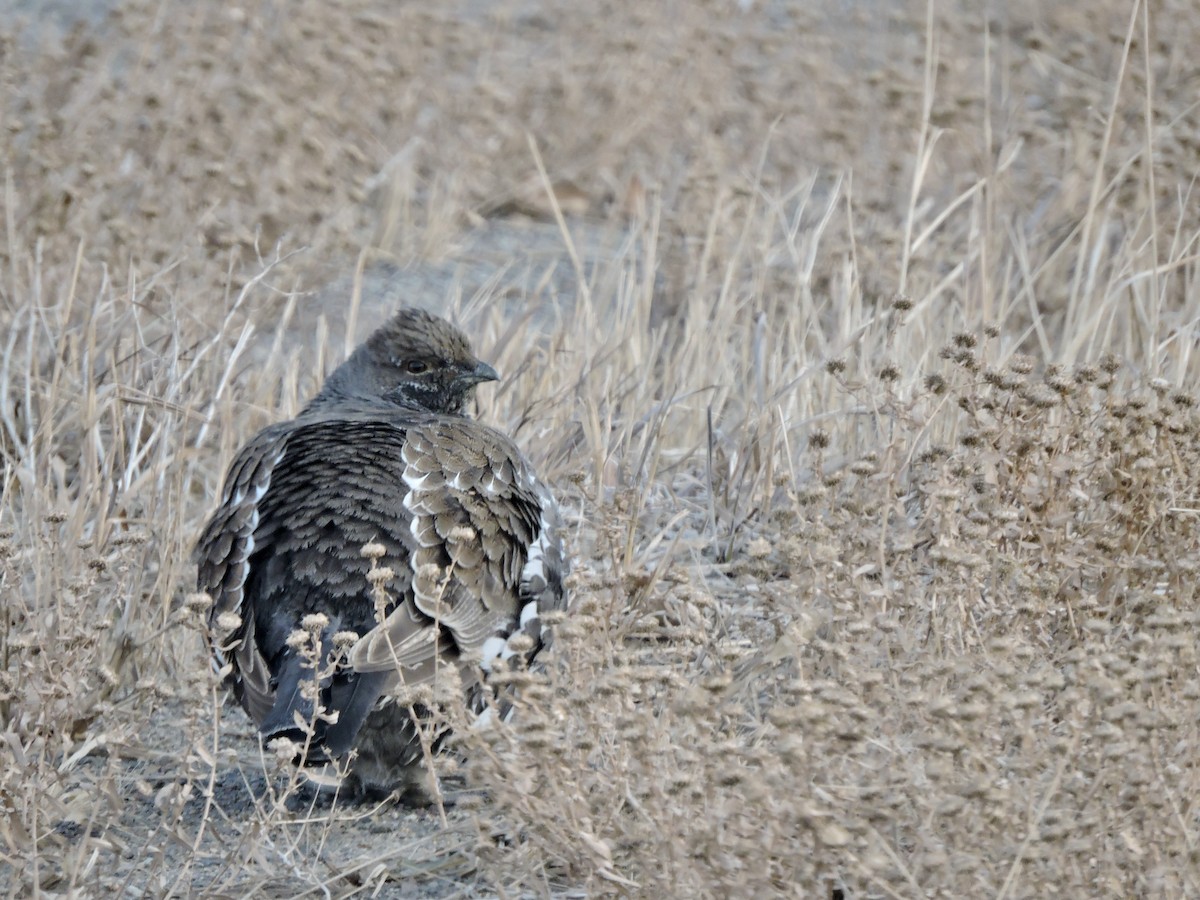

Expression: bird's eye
xmin=406 ymin=360 xmax=429 ymax=374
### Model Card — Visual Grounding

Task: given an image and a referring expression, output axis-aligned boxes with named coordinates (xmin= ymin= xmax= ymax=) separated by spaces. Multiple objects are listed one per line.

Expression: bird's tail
xmin=258 ymin=634 xmax=388 ymax=763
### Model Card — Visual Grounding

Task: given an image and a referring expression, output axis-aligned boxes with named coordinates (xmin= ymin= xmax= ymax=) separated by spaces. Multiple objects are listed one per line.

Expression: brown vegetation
xmin=1 ymin=0 xmax=1198 ymax=895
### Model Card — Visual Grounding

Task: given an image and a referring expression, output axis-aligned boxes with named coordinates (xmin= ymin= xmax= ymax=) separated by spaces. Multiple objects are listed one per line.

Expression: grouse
xmin=195 ymin=308 xmax=567 ymax=799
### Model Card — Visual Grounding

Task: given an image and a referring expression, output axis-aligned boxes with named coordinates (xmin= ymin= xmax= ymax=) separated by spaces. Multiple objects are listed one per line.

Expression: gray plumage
xmin=195 ymin=309 xmax=567 ymax=799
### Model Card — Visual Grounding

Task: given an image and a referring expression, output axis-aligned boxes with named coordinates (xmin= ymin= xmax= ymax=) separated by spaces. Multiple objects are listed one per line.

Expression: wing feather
xmin=195 ymin=422 xmax=293 ymax=719
xmin=349 ymin=420 xmax=549 ymax=674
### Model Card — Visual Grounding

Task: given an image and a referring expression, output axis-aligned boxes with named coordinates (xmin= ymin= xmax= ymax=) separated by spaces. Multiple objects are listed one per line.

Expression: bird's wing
xmin=350 ymin=419 xmax=558 ymax=676
xmin=195 ymin=421 xmax=294 ymax=723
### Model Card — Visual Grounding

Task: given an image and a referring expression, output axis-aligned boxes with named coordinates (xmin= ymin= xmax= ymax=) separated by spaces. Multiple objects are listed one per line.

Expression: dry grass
xmin=2 ymin=0 xmax=1199 ymax=896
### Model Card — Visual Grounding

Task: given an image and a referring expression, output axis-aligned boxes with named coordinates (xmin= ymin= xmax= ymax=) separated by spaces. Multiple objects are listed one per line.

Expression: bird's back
xmin=248 ymin=413 xmax=422 ymax=622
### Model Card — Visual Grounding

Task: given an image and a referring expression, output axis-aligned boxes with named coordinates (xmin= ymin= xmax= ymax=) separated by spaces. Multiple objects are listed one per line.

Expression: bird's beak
xmin=457 ymin=360 xmax=500 ymax=389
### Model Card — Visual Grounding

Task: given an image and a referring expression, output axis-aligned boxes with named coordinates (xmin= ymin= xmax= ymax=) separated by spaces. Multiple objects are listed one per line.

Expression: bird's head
xmin=312 ymin=309 xmax=499 ymax=415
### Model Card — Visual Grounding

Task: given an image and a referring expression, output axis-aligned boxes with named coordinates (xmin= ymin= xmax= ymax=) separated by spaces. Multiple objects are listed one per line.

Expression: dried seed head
xmin=1021 ymin=385 xmax=1059 ymax=408
xmin=1008 ymin=354 xmax=1035 ymax=375
xmin=270 ymin=737 xmax=301 ymax=761
xmin=448 ymin=525 xmax=478 ymax=542
xmin=301 ymin=613 xmax=329 ymax=631
xmin=184 ymin=592 xmax=214 ymax=613
xmin=924 ymin=373 xmax=948 ymax=394
xmin=413 ymin=563 xmax=444 ymax=595
xmin=366 ymin=566 xmax=395 ymax=585
xmin=214 ymin=611 xmax=242 ymax=636
xmin=360 ymin=541 xmax=387 ymax=560
xmin=1046 ymin=367 xmax=1075 ymax=396
xmin=506 ymin=632 xmax=535 ymax=655
xmin=953 ymin=349 xmax=978 ymax=370
xmin=746 ymin=537 xmax=772 ymax=559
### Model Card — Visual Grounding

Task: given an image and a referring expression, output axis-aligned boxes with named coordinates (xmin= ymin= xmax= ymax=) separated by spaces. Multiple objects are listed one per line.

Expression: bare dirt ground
xmin=2 ymin=0 xmax=1200 ymax=896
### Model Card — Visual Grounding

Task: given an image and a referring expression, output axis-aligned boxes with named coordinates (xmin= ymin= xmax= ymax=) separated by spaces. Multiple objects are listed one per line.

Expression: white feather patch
xmin=520 ymin=508 xmax=555 ymax=590
xmin=472 ymin=704 xmax=517 ymax=730
xmin=404 ymin=470 xmax=432 ymax=492
xmin=479 ymin=635 xmax=508 ymax=671
xmin=252 ymin=479 xmax=269 ymax=503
